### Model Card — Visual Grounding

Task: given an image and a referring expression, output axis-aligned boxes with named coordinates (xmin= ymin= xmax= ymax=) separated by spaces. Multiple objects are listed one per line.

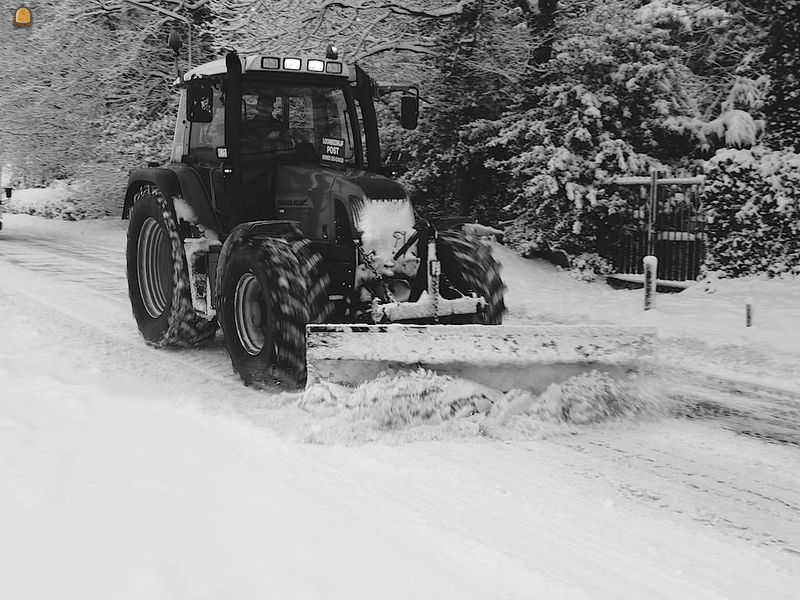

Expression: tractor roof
xmin=177 ymin=54 xmax=354 ymax=84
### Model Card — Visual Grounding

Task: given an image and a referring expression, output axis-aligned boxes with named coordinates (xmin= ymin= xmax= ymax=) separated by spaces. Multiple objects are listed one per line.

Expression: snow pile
xmin=346 ymin=370 xmax=492 ymax=429
xmin=501 ymin=371 xmax=653 ymax=426
xmin=4 ymin=180 xmax=80 ymax=220
xmin=481 ymin=370 xmax=668 ymax=439
xmin=302 ymin=369 xmax=496 ymax=432
xmin=4 ymin=163 xmax=127 ymax=219
xmin=302 ymin=368 xmax=661 ymax=441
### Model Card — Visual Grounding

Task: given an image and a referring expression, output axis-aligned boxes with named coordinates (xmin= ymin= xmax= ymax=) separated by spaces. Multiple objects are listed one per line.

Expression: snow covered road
xmin=1 ymin=214 xmax=799 ymax=599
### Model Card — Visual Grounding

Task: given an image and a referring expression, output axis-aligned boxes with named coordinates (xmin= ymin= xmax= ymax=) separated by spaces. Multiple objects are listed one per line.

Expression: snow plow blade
xmin=306 ymin=324 xmax=657 ymax=392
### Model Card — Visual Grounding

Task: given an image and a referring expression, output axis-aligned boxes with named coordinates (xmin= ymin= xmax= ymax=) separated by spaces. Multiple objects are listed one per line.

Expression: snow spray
xmin=643 ymin=255 xmax=658 ymax=311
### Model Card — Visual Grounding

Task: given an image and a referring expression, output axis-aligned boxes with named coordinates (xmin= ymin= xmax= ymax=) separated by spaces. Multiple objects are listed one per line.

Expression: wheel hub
xmin=234 ymin=272 xmax=267 ymax=356
xmin=137 ymin=217 xmax=171 ymax=318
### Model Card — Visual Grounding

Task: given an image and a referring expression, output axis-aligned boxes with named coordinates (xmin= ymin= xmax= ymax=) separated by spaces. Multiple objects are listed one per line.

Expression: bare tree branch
xmin=355 ymin=40 xmax=439 ymax=59
xmin=315 ymin=0 xmax=475 ymax=19
xmin=122 ymin=0 xmax=191 ymax=23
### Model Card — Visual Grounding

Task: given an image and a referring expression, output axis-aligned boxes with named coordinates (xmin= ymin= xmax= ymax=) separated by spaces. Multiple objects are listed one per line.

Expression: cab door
xmin=185 ymin=79 xmax=227 ymax=226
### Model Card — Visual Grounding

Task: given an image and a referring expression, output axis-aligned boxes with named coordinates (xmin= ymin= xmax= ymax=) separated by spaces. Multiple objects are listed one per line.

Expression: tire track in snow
xmin=667 ymin=369 xmax=800 ymax=446
xmin=544 ymin=425 xmax=800 ymax=555
xmin=0 ymin=226 xmax=252 ymax=390
xmin=0 ymin=254 xmax=256 ymax=401
xmin=0 ymin=231 xmax=128 ymax=301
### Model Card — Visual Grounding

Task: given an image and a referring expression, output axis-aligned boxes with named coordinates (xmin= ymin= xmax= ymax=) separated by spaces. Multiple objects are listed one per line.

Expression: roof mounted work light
xmin=283 ymin=58 xmax=301 ymax=70
xmin=261 ymin=57 xmax=280 ymax=69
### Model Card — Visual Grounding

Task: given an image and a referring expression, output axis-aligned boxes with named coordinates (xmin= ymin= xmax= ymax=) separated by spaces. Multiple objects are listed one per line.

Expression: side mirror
xmin=168 ymin=30 xmax=183 ymax=56
xmin=187 ymin=81 xmax=213 ymax=123
xmin=400 ymin=93 xmax=419 ymax=130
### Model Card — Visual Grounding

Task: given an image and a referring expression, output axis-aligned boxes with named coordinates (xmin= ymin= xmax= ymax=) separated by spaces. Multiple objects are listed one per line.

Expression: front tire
xmin=217 ymin=235 xmax=329 ymax=387
xmin=126 ymin=184 xmax=216 ymax=347
xmin=437 ymin=229 xmax=506 ymax=324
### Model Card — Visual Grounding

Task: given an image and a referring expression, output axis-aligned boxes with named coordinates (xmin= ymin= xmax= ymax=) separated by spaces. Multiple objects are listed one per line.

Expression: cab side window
xmin=188 ymin=83 xmax=224 ymax=163
xmin=353 ymin=99 xmax=368 ymax=166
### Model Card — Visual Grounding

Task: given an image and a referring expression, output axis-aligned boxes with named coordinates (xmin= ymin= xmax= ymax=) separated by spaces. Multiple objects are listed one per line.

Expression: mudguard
xmin=213 ymin=220 xmax=303 ymax=321
xmin=123 ymin=165 xmax=221 ymax=233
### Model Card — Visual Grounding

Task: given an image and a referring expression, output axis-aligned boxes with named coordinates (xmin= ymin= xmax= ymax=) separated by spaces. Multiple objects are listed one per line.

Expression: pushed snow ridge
xmin=301 ymin=368 xmax=666 ymax=443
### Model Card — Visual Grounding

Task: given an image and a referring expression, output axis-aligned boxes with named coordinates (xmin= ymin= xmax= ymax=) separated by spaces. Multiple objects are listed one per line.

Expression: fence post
xmin=643 ymin=255 xmax=658 ymax=311
xmin=746 ymin=297 xmax=753 ymax=327
xmin=647 ymin=171 xmax=660 ymax=256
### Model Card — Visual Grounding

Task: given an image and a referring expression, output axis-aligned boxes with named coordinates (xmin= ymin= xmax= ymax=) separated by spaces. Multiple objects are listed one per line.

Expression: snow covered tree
xmin=761 ymin=0 xmax=800 ymax=150
xmin=0 ymin=0 xmax=215 ymax=205
xmin=397 ymin=0 xmax=545 ymax=224
xmin=200 ymin=0 xmax=477 ymax=60
xmin=477 ymin=0 xmax=765 ymax=257
xmin=0 ymin=1 xmax=113 ymax=184
xmin=702 ymin=147 xmax=800 ymax=276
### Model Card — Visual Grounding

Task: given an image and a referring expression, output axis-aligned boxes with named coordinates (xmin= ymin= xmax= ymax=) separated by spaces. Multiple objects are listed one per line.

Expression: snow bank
xmin=3 ymin=163 xmax=126 ymax=220
xmin=3 ymin=181 xmax=80 ymax=220
xmin=301 ymin=367 xmax=666 ymax=443
xmin=495 ymin=242 xmax=800 ymax=390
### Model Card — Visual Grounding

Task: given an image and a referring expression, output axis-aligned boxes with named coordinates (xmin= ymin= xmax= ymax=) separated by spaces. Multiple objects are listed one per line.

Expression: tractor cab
xmin=169 ymin=51 xmax=418 ymax=241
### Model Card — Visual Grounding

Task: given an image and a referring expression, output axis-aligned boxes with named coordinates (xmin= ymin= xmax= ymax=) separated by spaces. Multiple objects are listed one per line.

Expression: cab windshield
xmin=240 ymin=81 xmax=359 ymax=167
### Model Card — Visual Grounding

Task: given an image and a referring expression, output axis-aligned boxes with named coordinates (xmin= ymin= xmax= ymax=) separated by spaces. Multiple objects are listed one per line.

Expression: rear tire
xmin=217 ymin=235 xmax=329 ymax=387
xmin=126 ymin=184 xmax=217 ymax=347
xmin=437 ymin=229 xmax=506 ymax=324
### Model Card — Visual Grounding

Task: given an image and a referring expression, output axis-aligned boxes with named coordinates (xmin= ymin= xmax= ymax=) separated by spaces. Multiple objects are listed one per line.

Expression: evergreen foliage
xmin=762 ymin=0 xmax=800 ymax=149
xmin=400 ymin=1 xmax=516 ymax=225
xmin=471 ymin=0 xmax=761 ymax=257
xmin=702 ymin=146 xmax=800 ymax=276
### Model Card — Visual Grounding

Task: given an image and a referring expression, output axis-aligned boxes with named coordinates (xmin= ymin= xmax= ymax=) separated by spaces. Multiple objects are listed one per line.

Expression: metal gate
xmin=598 ymin=173 xmax=706 ymax=283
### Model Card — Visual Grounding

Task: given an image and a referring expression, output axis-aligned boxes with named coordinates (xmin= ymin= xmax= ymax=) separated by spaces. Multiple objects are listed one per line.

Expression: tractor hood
xmin=274 ymin=164 xmax=416 ymax=272
xmin=338 ymin=170 xmax=407 ymax=201
xmin=330 ymin=169 xmax=417 ymax=275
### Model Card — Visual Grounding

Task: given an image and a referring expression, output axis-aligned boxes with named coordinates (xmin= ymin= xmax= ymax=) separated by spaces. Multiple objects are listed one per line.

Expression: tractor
xmin=124 ymin=43 xmax=505 ymax=388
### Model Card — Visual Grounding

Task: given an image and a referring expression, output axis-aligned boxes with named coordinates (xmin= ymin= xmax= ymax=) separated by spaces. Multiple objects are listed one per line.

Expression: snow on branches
xmin=702 ymin=146 xmax=800 ymax=277
xmin=470 ymin=0 xmax=770 ymax=267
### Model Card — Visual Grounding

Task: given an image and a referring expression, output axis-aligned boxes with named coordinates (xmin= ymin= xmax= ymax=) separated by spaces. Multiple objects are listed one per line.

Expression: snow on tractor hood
xmin=335 ymin=171 xmax=417 ymax=276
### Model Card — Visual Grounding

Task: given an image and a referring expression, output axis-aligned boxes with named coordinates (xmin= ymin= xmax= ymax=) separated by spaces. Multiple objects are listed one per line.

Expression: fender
xmin=123 ymin=165 xmax=221 ymax=233
xmin=213 ymin=220 xmax=302 ymax=322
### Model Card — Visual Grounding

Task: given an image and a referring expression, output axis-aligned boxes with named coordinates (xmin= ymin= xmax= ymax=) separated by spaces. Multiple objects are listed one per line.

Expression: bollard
xmin=643 ymin=255 xmax=658 ymax=311
xmin=746 ymin=296 xmax=753 ymax=327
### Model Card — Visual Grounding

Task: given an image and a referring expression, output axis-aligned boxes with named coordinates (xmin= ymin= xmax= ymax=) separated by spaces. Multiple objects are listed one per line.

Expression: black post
xmin=354 ymin=65 xmax=381 ymax=172
xmin=224 ymin=51 xmax=244 ymax=225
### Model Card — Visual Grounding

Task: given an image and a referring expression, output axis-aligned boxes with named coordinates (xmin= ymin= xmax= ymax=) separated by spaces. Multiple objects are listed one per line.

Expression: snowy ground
xmin=1 ymin=212 xmax=800 ymax=599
